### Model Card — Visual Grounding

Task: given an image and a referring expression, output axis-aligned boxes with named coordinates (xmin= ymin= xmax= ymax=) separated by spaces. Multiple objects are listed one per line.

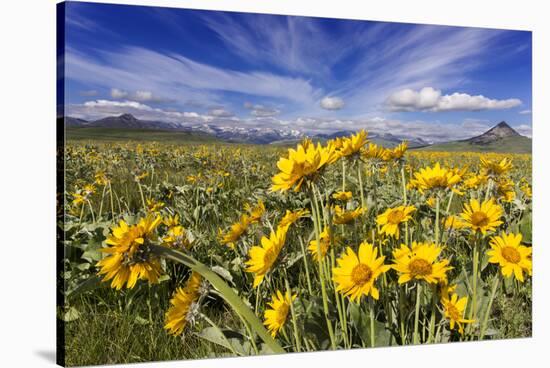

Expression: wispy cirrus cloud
xmin=200 ymin=12 xmax=347 ymax=76
xmin=333 ymin=26 xmax=513 ymax=113
xmin=64 ymin=3 xmax=531 ymax=139
xmin=65 ymin=46 xmax=320 ymax=108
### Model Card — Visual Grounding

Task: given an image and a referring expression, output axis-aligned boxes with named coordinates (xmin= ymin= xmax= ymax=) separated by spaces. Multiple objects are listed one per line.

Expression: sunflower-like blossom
xmin=487 ymin=232 xmax=532 ymax=282
xmin=263 ymin=290 xmax=297 ymax=337
xmin=392 ymin=242 xmax=452 ymax=284
xmin=245 ymin=225 xmax=288 ymax=287
xmin=97 ymin=215 xmax=163 ymax=290
xmin=271 ymin=141 xmax=340 ymax=192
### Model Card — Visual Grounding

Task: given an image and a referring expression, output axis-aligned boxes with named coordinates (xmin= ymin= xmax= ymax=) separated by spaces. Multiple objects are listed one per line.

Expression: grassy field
xmin=66 ymin=127 xmax=220 ymax=143
xmin=60 ymin=133 xmax=532 ymax=366
xmin=418 ymin=136 xmax=532 ymax=154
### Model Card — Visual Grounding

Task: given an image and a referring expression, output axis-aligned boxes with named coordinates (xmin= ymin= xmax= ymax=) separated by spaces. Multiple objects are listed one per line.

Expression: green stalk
xmin=435 ymin=196 xmax=440 ymax=245
xmin=148 ymin=165 xmax=155 ymax=198
xmin=109 ymin=181 xmax=115 ymax=219
xmin=372 ymin=165 xmax=379 ymax=214
xmin=401 ymin=165 xmax=409 ymax=245
xmin=369 ymin=299 xmax=376 ymax=347
xmin=98 ymin=184 xmax=107 ymax=220
xmin=309 ymin=184 xmax=336 ymax=350
xmin=470 ymin=238 xmax=479 ymax=330
xmin=255 ymin=284 xmax=261 ymax=315
xmin=86 ymin=199 xmax=96 ymax=223
xmin=399 ymin=287 xmax=407 ymax=345
xmin=284 ymin=275 xmax=302 ymax=352
xmin=342 ymin=160 xmax=346 ymax=191
xmin=479 ymin=273 xmax=500 ymax=340
xmin=78 ymin=204 xmax=85 ymax=226
xmin=150 ymin=245 xmax=285 ymax=354
xmin=358 ymin=162 xmax=366 ymax=210
xmin=341 ymin=293 xmax=349 ymax=348
xmin=331 ymin=248 xmax=348 ymax=348
xmin=233 ymin=305 xmax=259 ymax=354
xmin=137 ymin=181 xmax=147 ymax=212
xmin=446 ymin=190 xmax=454 ymax=213
xmin=298 ymin=237 xmax=313 ymax=294
xmin=428 ymin=284 xmax=437 ymax=343
xmin=413 ymin=282 xmax=422 ymax=344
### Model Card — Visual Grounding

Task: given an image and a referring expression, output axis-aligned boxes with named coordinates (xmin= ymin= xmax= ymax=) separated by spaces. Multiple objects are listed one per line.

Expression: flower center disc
xmin=277 ymin=304 xmax=290 ymax=324
xmin=447 ymin=304 xmax=460 ymax=321
xmin=388 ymin=209 xmax=405 ymax=224
xmin=501 ymin=246 xmax=521 ymax=264
xmin=409 ymin=258 xmax=433 ymax=277
xmin=264 ymin=247 xmax=278 ymax=267
xmin=471 ymin=211 xmax=489 ymax=227
xmin=351 ymin=263 xmax=373 ymax=286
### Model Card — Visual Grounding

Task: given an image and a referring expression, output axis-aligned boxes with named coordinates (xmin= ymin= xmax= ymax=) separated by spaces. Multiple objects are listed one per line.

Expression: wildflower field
xmin=60 ymin=131 xmax=532 ymax=366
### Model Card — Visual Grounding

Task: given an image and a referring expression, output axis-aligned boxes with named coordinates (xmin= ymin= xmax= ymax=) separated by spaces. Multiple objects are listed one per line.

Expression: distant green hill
xmin=418 ymin=135 xmax=532 ymax=154
xmin=65 ymin=127 xmax=220 ymax=144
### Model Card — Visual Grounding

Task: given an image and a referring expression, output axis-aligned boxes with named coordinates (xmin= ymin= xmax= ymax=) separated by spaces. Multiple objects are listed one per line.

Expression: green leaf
xmin=81 ymin=249 xmax=102 ymax=262
xmin=63 ymin=306 xmax=80 ymax=322
xmin=134 ymin=316 xmax=150 ymax=325
xmin=197 ymin=327 xmax=253 ymax=355
xmin=211 ymin=266 xmax=234 ymax=284
xmin=66 ymin=275 xmax=102 ymax=299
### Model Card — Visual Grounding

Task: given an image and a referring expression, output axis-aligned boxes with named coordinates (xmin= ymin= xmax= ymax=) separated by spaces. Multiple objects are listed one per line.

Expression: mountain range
xmin=64 ymin=114 xmax=531 ymax=153
xmin=420 ymin=121 xmax=531 ymax=153
xmin=64 ymin=114 xmax=429 ymax=147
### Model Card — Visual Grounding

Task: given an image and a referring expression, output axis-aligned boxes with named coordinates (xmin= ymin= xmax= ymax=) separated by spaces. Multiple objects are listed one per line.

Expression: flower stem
xmin=358 ymin=162 xmax=366 ymax=210
xmin=98 ymin=184 xmax=107 ymax=220
xmin=479 ymin=273 xmax=500 ymax=340
xmin=470 ymin=238 xmax=479 ymax=332
xmin=370 ymin=299 xmax=376 ymax=347
xmin=413 ymin=282 xmax=422 ymax=344
xmin=108 ymin=182 xmax=115 ymax=219
xmin=310 ymin=184 xmax=337 ymax=350
xmin=137 ymin=181 xmax=147 ymax=212
xmin=401 ymin=165 xmax=409 ymax=245
xmin=428 ymin=284 xmax=437 ymax=343
xmin=150 ymin=245 xmax=285 ymax=354
xmin=298 ymin=237 xmax=313 ymax=294
xmin=284 ymin=274 xmax=302 ymax=352
xmin=435 ymin=196 xmax=440 ymax=245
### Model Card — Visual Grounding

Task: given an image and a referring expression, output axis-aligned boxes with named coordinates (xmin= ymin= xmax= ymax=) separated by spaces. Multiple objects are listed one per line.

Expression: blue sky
xmin=62 ymin=1 xmax=532 ymax=142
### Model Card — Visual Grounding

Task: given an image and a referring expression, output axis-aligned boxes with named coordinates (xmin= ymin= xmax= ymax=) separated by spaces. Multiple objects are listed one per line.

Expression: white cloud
xmin=110 ymin=88 xmax=128 ymax=99
xmin=110 ymin=88 xmax=168 ymax=103
xmin=65 ymin=47 xmax=318 ymax=108
xmin=320 ymin=96 xmax=344 ymax=110
xmin=68 ymin=99 xmax=208 ymax=125
xmin=244 ymin=102 xmax=280 ymax=117
xmin=386 ymin=87 xmax=521 ymax=112
xmin=84 ymin=99 xmax=152 ymax=110
xmin=68 ymin=99 xmax=519 ymax=143
xmin=208 ymin=108 xmax=234 ymax=118
xmin=519 ymin=109 xmax=532 ymax=115
xmin=514 ymin=124 xmax=532 ymax=137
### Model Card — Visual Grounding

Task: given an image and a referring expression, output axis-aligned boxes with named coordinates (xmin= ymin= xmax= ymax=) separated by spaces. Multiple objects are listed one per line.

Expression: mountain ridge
xmin=63 ymin=114 xmax=429 ymax=146
xmin=64 ymin=115 xmax=531 ymax=152
xmin=420 ymin=121 xmax=530 ymax=153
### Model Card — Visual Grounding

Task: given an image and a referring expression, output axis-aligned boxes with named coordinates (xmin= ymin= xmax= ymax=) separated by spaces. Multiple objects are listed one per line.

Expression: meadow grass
xmin=61 ymin=137 xmax=532 ymax=365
